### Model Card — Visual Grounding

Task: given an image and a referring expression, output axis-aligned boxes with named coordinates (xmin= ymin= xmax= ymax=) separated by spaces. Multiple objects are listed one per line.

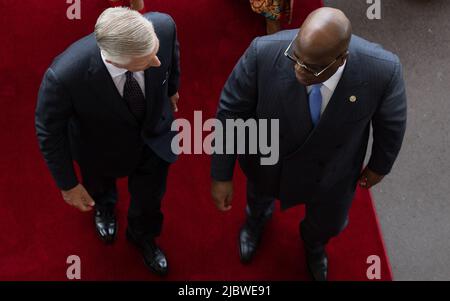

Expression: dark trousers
xmin=80 ymin=145 xmax=170 ymax=240
xmin=246 ymin=178 xmax=354 ymax=253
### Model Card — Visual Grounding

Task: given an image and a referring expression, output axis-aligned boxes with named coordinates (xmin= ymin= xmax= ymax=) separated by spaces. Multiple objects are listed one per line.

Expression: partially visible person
xmin=109 ymin=0 xmax=145 ymax=12
xmin=249 ymin=0 xmax=294 ymax=34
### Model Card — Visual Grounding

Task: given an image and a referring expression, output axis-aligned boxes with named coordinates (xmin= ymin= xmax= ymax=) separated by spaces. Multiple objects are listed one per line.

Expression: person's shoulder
xmin=351 ymin=34 xmax=400 ymax=65
xmin=250 ymin=29 xmax=297 ymax=55
xmin=143 ymin=11 xmax=176 ymax=28
xmin=259 ymin=29 xmax=297 ymax=42
xmin=49 ymin=34 xmax=96 ymax=80
xmin=255 ymin=29 xmax=296 ymax=45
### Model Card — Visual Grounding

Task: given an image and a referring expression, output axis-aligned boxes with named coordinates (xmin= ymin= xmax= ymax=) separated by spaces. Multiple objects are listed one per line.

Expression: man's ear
xmin=106 ymin=59 xmax=124 ymax=69
xmin=339 ymin=51 xmax=349 ymax=67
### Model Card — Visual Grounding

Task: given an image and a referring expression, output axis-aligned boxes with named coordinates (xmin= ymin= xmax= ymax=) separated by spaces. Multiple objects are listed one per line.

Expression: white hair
xmin=94 ymin=7 xmax=158 ymax=64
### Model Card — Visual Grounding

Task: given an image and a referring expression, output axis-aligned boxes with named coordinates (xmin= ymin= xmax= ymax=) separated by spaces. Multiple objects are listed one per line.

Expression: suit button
xmin=336 ymin=144 xmax=343 ymax=149
xmin=317 ymin=161 xmax=325 ymax=167
xmin=316 ymin=178 xmax=322 ymax=183
xmin=161 ymin=115 xmax=166 ymax=120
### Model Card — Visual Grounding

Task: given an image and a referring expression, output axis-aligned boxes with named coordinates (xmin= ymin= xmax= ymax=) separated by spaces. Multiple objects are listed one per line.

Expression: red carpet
xmin=0 ymin=0 xmax=392 ymax=280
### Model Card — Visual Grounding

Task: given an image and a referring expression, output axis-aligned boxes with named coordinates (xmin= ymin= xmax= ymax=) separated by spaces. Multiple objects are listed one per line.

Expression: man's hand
xmin=61 ymin=184 xmax=95 ymax=212
xmin=211 ymin=180 xmax=233 ymax=211
xmin=170 ymin=92 xmax=179 ymax=113
xmin=358 ymin=167 xmax=385 ymax=189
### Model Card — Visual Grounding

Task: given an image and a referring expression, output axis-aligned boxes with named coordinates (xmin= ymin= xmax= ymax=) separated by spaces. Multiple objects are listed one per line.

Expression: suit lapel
xmin=87 ymin=49 xmax=139 ymax=127
xmin=314 ymin=49 xmax=365 ymax=132
xmin=143 ymin=67 xmax=163 ymax=129
xmin=278 ymin=59 xmax=313 ymax=149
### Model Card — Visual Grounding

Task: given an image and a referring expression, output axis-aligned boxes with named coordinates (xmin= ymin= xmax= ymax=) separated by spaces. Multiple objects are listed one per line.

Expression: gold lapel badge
xmin=349 ymin=95 xmax=357 ymax=103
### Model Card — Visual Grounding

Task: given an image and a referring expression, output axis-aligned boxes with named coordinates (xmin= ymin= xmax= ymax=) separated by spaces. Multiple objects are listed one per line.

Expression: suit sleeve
xmin=368 ymin=59 xmax=407 ymax=175
xmin=211 ymin=38 xmax=259 ymax=181
xmin=35 ymin=68 xmax=79 ymax=190
xmin=168 ymin=17 xmax=180 ymax=97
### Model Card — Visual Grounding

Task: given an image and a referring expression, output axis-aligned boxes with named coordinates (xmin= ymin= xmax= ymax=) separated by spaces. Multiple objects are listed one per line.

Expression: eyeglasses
xmin=284 ymin=36 xmax=346 ymax=77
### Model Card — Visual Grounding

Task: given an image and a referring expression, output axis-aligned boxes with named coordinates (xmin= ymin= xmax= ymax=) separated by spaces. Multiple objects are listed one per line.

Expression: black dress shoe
xmin=305 ymin=248 xmax=328 ymax=281
xmin=239 ymin=222 xmax=265 ymax=264
xmin=94 ymin=207 xmax=117 ymax=244
xmin=126 ymin=228 xmax=168 ymax=276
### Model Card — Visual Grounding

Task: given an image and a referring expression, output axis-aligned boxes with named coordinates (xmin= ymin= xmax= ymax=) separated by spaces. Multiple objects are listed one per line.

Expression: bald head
xmin=296 ymin=7 xmax=352 ymax=65
xmin=289 ymin=7 xmax=352 ymax=85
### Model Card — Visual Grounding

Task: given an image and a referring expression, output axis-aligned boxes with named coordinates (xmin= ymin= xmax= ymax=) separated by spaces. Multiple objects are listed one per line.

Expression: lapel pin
xmin=349 ymin=95 xmax=357 ymax=103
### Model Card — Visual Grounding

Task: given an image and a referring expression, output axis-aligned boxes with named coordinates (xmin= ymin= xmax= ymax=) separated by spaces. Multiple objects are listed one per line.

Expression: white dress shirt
xmin=306 ymin=61 xmax=346 ymax=114
xmin=100 ymin=51 xmax=146 ymax=97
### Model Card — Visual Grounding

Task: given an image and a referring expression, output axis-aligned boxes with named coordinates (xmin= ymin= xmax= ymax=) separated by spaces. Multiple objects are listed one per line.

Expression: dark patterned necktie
xmin=123 ymin=71 xmax=146 ymax=123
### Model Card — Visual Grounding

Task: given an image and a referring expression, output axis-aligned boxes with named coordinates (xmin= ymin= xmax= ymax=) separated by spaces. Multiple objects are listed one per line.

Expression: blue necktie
xmin=309 ymin=84 xmax=323 ymax=127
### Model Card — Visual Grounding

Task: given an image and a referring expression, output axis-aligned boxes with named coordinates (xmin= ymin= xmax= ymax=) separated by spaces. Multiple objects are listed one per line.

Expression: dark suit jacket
xmin=36 ymin=12 xmax=180 ymax=191
xmin=211 ymin=30 xmax=407 ymax=209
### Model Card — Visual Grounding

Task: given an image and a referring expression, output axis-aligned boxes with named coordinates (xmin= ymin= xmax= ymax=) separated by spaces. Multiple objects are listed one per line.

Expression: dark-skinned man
xmin=211 ymin=7 xmax=406 ymax=281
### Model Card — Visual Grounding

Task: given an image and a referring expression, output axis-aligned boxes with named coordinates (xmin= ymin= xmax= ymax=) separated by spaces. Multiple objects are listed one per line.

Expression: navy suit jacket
xmin=211 ymin=30 xmax=407 ymax=209
xmin=36 ymin=12 xmax=180 ymax=190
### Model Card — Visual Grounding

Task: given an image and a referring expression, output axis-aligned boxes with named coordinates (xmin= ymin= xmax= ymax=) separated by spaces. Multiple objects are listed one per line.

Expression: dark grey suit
xmin=36 ymin=12 xmax=180 ymax=238
xmin=211 ymin=30 xmax=407 ymax=249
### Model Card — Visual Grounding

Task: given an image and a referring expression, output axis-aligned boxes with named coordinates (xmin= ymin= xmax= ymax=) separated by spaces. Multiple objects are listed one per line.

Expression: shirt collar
xmin=307 ymin=60 xmax=347 ymax=93
xmin=321 ymin=60 xmax=346 ymax=92
xmin=100 ymin=51 xmax=128 ymax=78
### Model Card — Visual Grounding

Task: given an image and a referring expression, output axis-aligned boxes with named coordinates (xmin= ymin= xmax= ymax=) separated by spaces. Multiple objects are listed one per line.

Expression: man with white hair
xmin=36 ymin=7 xmax=180 ymax=276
